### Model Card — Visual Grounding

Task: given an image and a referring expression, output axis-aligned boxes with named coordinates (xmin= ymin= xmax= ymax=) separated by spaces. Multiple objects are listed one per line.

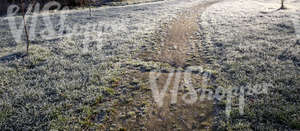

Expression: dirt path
xmin=153 ymin=1 xmax=219 ymax=67
xmin=140 ymin=1 xmax=220 ymax=67
xmin=138 ymin=1 xmax=221 ymax=130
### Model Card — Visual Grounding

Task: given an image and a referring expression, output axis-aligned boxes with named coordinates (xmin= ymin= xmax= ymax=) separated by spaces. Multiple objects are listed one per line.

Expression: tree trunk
xmin=280 ymin=0 xmax=286 ymax=9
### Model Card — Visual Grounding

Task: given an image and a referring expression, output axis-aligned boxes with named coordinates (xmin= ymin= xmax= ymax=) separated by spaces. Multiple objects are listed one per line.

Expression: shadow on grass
xmin=260 ymin=7 xmax=288 ymax=14
xmin=0 ymin=52 xmax=27 ymax=63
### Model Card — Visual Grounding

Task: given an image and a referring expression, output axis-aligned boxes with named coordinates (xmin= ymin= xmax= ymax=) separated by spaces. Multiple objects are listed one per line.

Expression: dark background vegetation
xmin=0 ymin=0 xmax=123 ymax=15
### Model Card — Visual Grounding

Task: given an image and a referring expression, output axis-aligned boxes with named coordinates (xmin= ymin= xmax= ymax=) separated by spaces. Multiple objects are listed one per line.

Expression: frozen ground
xmin=197 ymin=0 xmax=300 ymax=130
xmin=0 ymin=0 xmax=299 ymax=130
xmin=0 ymin=0 xmax=214 ymax=130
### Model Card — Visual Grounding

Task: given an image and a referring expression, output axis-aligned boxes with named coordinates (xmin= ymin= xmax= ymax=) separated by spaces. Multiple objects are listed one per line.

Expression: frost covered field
xmin=0 ymin=0 xmax=299 ymax=130
xmin=198 ymin=0 xmax=300 ymax=130
xmin=0 ymin=0 xmax=214 ymax=130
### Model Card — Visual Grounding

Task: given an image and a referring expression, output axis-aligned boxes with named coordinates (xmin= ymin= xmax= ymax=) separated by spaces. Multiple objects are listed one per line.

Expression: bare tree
xmin=21 ymin=0 xmax=30 ymax=54
xmin=88 ymin=0 xmax=92 ymax=16
xmin=280 ymin=0 xmax=286 ymax=9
